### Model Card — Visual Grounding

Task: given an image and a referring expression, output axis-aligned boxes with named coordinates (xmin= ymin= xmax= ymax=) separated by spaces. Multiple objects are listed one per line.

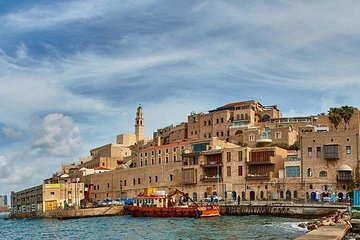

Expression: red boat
xmin=128 ymin=189 xmax=220 ymax=218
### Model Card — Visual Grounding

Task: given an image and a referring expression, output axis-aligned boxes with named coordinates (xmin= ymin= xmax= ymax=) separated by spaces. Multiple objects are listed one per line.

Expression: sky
xmin=1 ymin=0 xmax=360 ymax=198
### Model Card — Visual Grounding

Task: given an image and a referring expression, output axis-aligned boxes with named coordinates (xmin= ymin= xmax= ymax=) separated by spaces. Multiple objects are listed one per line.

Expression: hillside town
xmin=11 ymin=100 xmax=360 ymax=213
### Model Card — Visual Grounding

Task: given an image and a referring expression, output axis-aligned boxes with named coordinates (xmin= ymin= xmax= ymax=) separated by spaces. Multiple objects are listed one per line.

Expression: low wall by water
xmin=9 ymin=206 xmax=124 ymax=219
xmin=221 ymin=204 xmax=347 ymax=218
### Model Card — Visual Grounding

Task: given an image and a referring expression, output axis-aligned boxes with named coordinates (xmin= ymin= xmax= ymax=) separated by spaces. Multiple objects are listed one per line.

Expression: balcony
xmin=246 ymin=161 xmax=274 ymax=165
xmin=200 ymin=176 xmax=222 ymax=182
xmin=257 ymin=136 xmax=272 ymax=143
xmin=323 ymin=145 xmax=339 ymax=160
xmin=201 ymin=161 xmax=222 ymax=168
xmin=229 ymin=120 xmax=250 ymax=129
xmin=337 ymin=175 xmax=352 ymax=182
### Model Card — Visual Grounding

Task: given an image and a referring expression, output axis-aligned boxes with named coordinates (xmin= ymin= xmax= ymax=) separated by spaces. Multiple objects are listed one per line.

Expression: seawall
xmin=220 ymin=203 xmax=348 ymax=217
xmin=9 ymin=205 xmax=125 ymax=219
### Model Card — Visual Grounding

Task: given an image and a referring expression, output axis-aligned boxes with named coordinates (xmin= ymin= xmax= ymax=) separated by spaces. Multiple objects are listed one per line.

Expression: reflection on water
xmin=0 ymin=215 xmax=307 ymax=240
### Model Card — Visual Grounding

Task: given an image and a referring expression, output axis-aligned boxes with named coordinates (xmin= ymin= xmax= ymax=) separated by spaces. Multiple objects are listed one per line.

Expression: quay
xmin=295 ymin=224 xmax=350 ymax=240
xmin=220 ymin=202 xmax=348 ymax=217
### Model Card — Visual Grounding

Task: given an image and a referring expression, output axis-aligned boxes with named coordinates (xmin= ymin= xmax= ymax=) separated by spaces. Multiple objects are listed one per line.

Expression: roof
xmin=95 ymin=167 xmax=110 ymax=170
xmin=143 ymin=140 xmax=188 ymax=151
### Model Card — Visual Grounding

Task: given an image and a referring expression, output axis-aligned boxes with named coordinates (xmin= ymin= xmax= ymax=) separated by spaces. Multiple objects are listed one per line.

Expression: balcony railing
xmin=245 ymin=173 xmax=270 ymax=180
xmin=200 ymin=176 xmax=222 ymax=182
xmin=337 ymin=175 xmax=352 ymax=181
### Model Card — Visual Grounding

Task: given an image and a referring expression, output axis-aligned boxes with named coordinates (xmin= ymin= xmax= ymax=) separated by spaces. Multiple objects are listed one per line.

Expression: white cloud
xmin=2 ymin=126 xmax=22 ymax=140
xmin=15 ymin=43 xmax=28 ymax=59
xmin=31 ymin=114 xmax=82 ymax=157
xmin=0 ymin=155 xmax=33 ymax=184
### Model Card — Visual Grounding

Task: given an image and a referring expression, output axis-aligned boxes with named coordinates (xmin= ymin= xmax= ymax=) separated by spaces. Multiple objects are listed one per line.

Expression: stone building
xmin=78 ymin=144 xmax=132 ymax=170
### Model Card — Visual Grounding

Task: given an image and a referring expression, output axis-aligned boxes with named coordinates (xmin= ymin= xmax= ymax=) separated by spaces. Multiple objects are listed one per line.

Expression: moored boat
xmin=128 ymin=188 xmax=220 ymax=218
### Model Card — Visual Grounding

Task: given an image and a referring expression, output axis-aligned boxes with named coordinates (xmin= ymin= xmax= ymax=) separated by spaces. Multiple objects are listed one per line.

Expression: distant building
xmin=0 ymin=195 xmax=7 ymax=206
xmin=11 ymin=180 xmax=84 ymax=214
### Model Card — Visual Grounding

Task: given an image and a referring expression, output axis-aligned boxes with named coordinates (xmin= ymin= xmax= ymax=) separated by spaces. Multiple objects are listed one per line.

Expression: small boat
xmin=128 ymin=189 xmax=220 ymax=218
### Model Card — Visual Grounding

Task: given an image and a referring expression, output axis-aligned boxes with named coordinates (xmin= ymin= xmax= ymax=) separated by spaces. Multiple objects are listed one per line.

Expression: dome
xmin=338 ymin=164 xmax=352 ymax=171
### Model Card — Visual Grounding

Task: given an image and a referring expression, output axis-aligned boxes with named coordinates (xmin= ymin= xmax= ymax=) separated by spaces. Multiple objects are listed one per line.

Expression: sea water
xmin=0 ymin=214 xmax=308 ymax=240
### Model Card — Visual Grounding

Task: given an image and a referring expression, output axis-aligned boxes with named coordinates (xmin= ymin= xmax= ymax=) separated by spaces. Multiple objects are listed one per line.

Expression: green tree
xmin=340 ymin=105 xmax=355 ymax=130
xmin=328 ymin=108 xmax=342 ymax=130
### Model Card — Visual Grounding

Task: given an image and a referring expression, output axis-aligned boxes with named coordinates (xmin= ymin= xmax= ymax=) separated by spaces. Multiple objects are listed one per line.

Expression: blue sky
xmin=1 ymin=0 xmax=360 ymax=197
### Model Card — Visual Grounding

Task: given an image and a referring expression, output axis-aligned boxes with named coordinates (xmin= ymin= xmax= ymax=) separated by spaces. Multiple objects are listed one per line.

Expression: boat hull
xmin=128 ymin=205 xmax=220 ymax=218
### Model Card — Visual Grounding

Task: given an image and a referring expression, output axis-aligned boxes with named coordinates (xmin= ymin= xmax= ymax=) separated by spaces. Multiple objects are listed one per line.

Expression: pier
xmin=295 ymin=225 xmax=350 ymax=240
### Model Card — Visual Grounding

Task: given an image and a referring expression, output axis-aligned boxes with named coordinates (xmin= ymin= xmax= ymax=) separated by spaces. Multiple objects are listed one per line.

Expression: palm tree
xmin=328 ymin=108 xmax=342 ymax=130
xmin=340 ymin=106 xmax=355 ymax=130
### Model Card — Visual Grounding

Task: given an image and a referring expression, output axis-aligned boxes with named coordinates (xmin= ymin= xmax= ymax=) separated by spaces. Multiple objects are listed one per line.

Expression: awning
xmin=338 ymin=164 xmax=352 ymax=171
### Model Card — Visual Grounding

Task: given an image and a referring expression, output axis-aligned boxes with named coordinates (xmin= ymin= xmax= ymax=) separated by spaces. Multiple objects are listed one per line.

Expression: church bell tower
xmin=135 ymin=105 xmax=144 ymax=142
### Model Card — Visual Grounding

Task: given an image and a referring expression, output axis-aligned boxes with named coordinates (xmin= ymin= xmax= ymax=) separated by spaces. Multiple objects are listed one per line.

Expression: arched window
xmin=250 ymin=191 xmax=255 ymax=201
xmin=280 ymin=191 xmax=284 ymax=199
xmin=235 ymin=130 xmax=243 ymax=135
xmin=319 ymin=171 xmax=327 ymax=177
xmin=307 ymin=168 xmax=312 ymax=177
xmin=241 ymin=114 xmax=244 ymax=120
xmin=245 ymin=113 xmax=249 ymax=119
xmin=286 ymin=190 xmax=291 ymax=200
xmin=261 ymin=114 xmax=271 ymax=122
xmin=242 ymin=191 xmax=246 ymax=200
xmin=192 ymin=192 xmax=198 ymax=202
xmin=309 ymin=184 xmax=313 ymax=190
xmin=260 ymin=191 xmax=264 ymax=199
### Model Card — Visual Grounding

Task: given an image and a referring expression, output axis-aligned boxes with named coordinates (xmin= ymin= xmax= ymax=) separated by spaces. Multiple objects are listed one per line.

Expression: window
xmin=238 ymin=166 xmax=243 ymax=176
xmin=307 ymin=168 xmax=312 ymax=177
xmin=286 ymin=166 xmax=300 ymax=177
xmin=173 ymin=155 xmax=177 ymax=162
xmin=155 ymin=176 xmax=158 ymax=182
xmin=216 ymin=119 xmax=219 ymax=124
xmin=145 ymin=159 xmax=148 ymax=166
xmin=249 ymin=134 xmax=255 ymax=141
xmin=221 ymin=131 xmax=224 ymax=136
xmin=275 ymin=132 xmax=281 ymax=139
xmin=50 ymin=192 xmax=55 ymax=195
xmin=158 ymin=157 xmax=161 ymax=164
xmin=316 ymin=147 xmax=321 ymax=158
xmin=124 ymin=180 xmax=127 ymax=186
xmin=169 ymin=174 xmax=173 ymax=181
xmin=319 ymin=171 xmax=327 ymax=177
xmin=307 ymin=147 xmax=312 ymax=158
xmin=208 ymin=120 xmax=211 ymax=125
xmin=238 ymin=151 xmax=243 ymax=161
xmin=227 ymin=166 xmax=231 ymax=177
xmin=149 ymin=177 xmax=152 ymax=183
xmin=107 ymin=183 xmax=110 ymax=188
xmin=138 ymin=178 xmax=141 ymax=184
xmin=133 ymin=179 xmax=136 ymax=185
xmin=204 ymin=121 xmax=207 ymax=126
xmin=151 ymin=158 xmax=154 ymax=165
xmin=346 ymin=146 xmax=352 ymax=154
xmin=245 ymin=113 xmax=249 ymax=119
xmin=226 ymin=152 xmax=231 ymax=162
xmin=221 ymin=118 xmax=224 ymax=123
xmin=165 ymin=156 xmax=169 ymax=163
